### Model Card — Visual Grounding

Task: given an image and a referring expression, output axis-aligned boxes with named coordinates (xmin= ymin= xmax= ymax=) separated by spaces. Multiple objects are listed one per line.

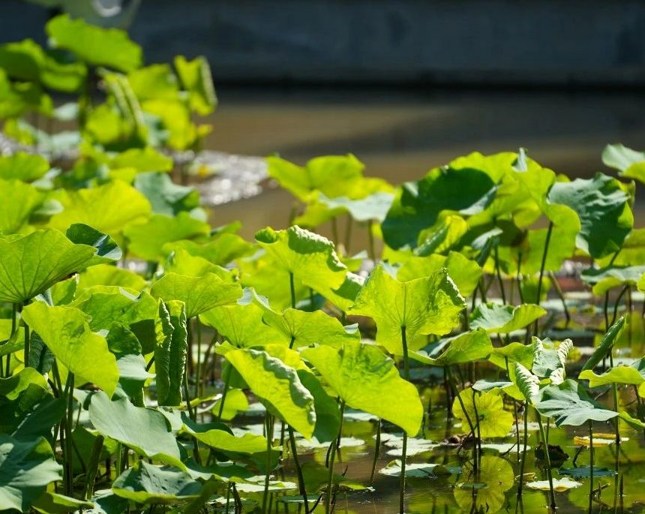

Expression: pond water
xmin=205 ymin=88 xmax=645 ymax=242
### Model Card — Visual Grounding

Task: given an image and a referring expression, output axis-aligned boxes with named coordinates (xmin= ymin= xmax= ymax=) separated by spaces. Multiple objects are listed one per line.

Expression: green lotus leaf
xmin=0 ymin=434 xmax=62 ymax=512
xmin=128 ymin=64 xmax=179 ymax=102
xmin=155 ymin=300 xmax=187 ymax=407
xmin=254 ymin=225 xmax=348 ymax=303
xmin=453 ymin=455 xmax=514 ymax=513
xmin=22 ymin=302 xmax=119 ymax=396
xmin=0 ymin=179 xmax=45 ymax=235
xmin=379 ymin=461 xmax=448 ymax=478
xmin=65 ymin=223 xmax=122 ymax=264
xmin=71 ymin=286 xmax=158 ymax=332
xmin=124 ymin=212 xmax=210 ymax=262
xmin=134 ymin=172 xmax=199 ymax=216
xmin=174 ymin=56 xmax=217 ymax=116
xmin=46 ymin=14 xmax=141 ymax=72
xmin=547 ymin=173 xmax=633 ymax=258
xmin=223 ymin=347 xmax=316 ymax=438
xmin=200 ymin=295 xmax=282 ymax=348
xmin=151 ymin=272 xmax=241 ymax=319
xmin=348 ymin=265 xmax=465 ymax=355
xmin=117 ymin=353 xmax=154 ymax=407
xmin=164 ymin=249 xmax=234 ymax=280
xmin=31 ymin=491 xmax=94 ymax=514
xmin=602 ymin=143 xmax=645 ymax=184
xmin=182 ymin=419 xmax=268 ymax=454
xmin=0 ymin=39 xmax=87 ymax=93
xmin=580 ymin=358 xmax=645 ymax=392
xmin=534 ymin=379 xmax=618 ymax=426
xmin=395 ymin=251 xmax=482 ymax=297
xmin=164 ymin=234 xmax=254 ymax=268
xmin=112 ymin=461 xmax=201 ymax=504
xmin=382 ymin=165 xmax=497 ymax=249
xmin=141 ymin=99 xmax=204 ymax=151
xmin=0 ymin=230 xmax=95 ymax=303
xmin=0 ymin=153 xmax=49 ymax=182
xmin=110 ymin=148 xmax=173 ymax=174
xmin=89 ymin=391 xmax=183 ymax=466
xmin=514 ymin=363 xmax=540 ymax=404
xmin=295 ymin=368 xmax=341 ymax=443
xmin=410 ymin=329 xmax=492 ymax=367
xmin=530 ymin=338 xmax=572 ymax=386
xmin=211 ymin=389 xmax=249 ymax=421
xmin=298 ymin=191 xmax=395 ymax=227
xmin=415 ymin=214 xmax=469 ymax=255
xmin=581 ymin=317 xmax=626 ymax=372
xmin=49 ymin=181 xmax=151 ymax=238
xmin=581 ymin=265 xmax=645 ymax=295
xmin=255 ymin=294 xmax=360 ymax=349
xmin=0 ymin=69 xmax=53 ymax=119
xmin=267 ymin=154 xmax=366 ymax=203
xmin=470 ymin=302 xmax=546 ymax=334
xmin=301 ymin=341 xmax=423 ymax=435
xmin=598 ymin=229 xmax=645 ymax=267
xmin=77 ymin=264 xmax=146 ymax=291
xmin=452 ymin=388 xmax=514 ymax=438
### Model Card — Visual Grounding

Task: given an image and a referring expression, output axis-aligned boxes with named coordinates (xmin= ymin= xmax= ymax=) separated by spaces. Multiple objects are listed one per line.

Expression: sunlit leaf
xmin=65 ymin=223 xmax=122 ymax=264
xmin=124 ymin=212 xmax=210 ymax=262
xmin=22 ymin=302 xmax=119 ymax=396
xmin=348 ymin=265 xmax=465 ymax=355
xmin=174 ymin=56 xmax=217 ymax=116
xmin=46 ymin=14 xmax=141 ymax=72
xmin=581 ymin=265 xmax=645 ymax=295
xmin=452 ymin=388 xmax=513 ymax=438
xmin=223 ymin=347 xmax=316 ymax=438
xmin=0 ymin=179 xmax=45 ymax=235
xmin=470 ymin=303 xmax=546 ymax=334
xmin=49 ymin=181 xmax=151 ymax=238
xmin=410 ymin=329 xmax=492 ymax=367
xmin=602 ymin=143 xmax=645 ymax=184
xmin=302 ymin=341 xmax=423 ymax=435
xmin=0 ymin=152 xmax=49 ymax=182
xmin=151 ymin=272 xmax=241 ymax=319
xmin=77 ymin=264 xmax=146 ymax=291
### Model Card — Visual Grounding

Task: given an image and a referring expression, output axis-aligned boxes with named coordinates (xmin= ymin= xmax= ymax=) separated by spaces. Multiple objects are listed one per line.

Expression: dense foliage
xmin=1 ymin=13 xmax=644 ymax=514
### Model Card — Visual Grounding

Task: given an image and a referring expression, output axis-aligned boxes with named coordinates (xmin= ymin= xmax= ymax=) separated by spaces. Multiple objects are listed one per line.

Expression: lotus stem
xmin=262 ymin=413 xmax=274 ymax=514
xmin=537 ymin=415 xmax=557 ymax=512
xmin=534 ymin=221 xmax=554 ymax=336
xmin=369 ymin=419 xmax=382 ymax=486
xmin=83 ymin=434 xmax=104 ymax=500
xmin=611 ymin=285 xmax=630 ymax=328
xmin=548 ymin=271 xmax=570 ymax=327
xmin=399 ymin=325 xmax=410 ymax=514
xmin=517 ymin=402 xmax=529 ymax=499
xmin=494 ymin=244 xmax=507 ymax=304
xmin=368 ymin=220 xmax=376 ymax=262
xmin=216 ymin=365 xmax=232 ymax=421
xmin=288 ymin=426 xmax=309 ymax=513
xmin=589 ymin=421 xmax=594 ymax=513
xmin=23 ymin=313 xmax=29 ymax=370
xmin=326 ymin=399 xmax=345 ymax=514
xmin=64 ymin=372 xmax=75 ymax=497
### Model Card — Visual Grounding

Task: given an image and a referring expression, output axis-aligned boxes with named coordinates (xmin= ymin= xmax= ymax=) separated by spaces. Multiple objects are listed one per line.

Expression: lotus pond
xmin=1 ymin=14 xmax=645 ymax=514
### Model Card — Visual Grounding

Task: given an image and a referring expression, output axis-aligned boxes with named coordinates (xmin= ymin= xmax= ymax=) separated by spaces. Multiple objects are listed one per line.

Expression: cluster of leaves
xmin=1 ymin=14 xmax=645 ymax=514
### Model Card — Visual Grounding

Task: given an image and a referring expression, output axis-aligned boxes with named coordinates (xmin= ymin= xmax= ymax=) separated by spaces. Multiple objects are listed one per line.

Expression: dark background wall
xmin=3 ymin=0 xmax=645 ymax=86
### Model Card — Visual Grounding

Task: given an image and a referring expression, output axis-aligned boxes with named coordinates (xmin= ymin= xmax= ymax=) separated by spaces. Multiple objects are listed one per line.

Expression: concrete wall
xmin=4 ymin=0 xmax=645 ymax=86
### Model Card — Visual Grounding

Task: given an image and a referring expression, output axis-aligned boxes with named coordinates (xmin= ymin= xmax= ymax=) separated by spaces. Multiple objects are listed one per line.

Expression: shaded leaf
xmin=470 ymin=303 xmax=546 ymax=334
xmin=112 ymin=461 xmax=201 ymax=504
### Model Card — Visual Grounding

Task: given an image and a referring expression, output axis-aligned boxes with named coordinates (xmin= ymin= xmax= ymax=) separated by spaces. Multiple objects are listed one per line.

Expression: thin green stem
xmin=367 ymin=220 xmax=376 ymax=262
xmin=262 ymin=414 xmax=274 ymax=514
xmin=289 ymin=272 xmax=296 ymax=310
xmin=517 ymin=403 xmax=529 ymax=498
xmin=83 ymin=434 xmax=104 ymax=500
xmin=589 ymin=421 xmax=594 ymax=514
xmin=399 ymin=326 xmax=410 ymax=514
xmin=23 ymin=318 xmax=30 ymax=370
xmin=537 ymin=416 xmax=557 ymax=512
xmin=326 ymin=400 xmax=345 ymax=514
xmin=534 ymin=221 xmax=553 ymax=336
xmin=369 ymin=420 xmax=382 ymax=486
xmin=549 ymin=271 xmax=570 ymax=327
xmin=494 ymin=244 xmax=506 ymax=305
xmin=64 ymin=372 xmax=75 ymax=497
xmin=288 ymin=426 xmax=309 ymax=513
xmin=611 ymin=285 xmax=630 ymax=328
xmin=216 ymin=366 xmax=232 ymax=421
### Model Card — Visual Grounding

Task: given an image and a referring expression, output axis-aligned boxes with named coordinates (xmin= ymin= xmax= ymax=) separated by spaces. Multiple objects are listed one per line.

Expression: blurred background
xmin=3 ymin=0 xmax=645 ymax=232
